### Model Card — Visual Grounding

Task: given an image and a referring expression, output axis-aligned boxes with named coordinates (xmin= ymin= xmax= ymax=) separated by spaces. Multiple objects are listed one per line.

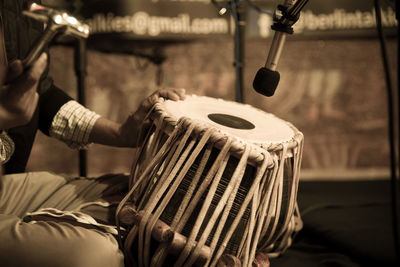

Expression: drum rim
xmin=150 ymin=95 xmax=303 ymax=164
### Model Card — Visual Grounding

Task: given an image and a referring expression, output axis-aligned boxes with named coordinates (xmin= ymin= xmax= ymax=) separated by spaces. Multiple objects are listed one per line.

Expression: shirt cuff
xmin=0 ymin=131 xmax=15 ymax=164
xmin=49 ymin=101 xmax=100 ymax=149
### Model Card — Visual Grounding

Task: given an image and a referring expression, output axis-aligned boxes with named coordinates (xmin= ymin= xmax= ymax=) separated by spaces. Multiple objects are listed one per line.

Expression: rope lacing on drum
xmin=118 ymin=98 xmax=304 ymax=267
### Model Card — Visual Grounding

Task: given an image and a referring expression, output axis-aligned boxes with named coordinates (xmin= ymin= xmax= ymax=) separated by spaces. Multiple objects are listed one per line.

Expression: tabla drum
xmin=117 ymin=95 xmax=304 ymax=267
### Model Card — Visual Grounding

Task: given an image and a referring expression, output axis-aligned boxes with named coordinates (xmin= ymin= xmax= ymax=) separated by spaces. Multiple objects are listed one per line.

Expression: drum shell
xmin=125 ymin=96 xmax=304 ymax=266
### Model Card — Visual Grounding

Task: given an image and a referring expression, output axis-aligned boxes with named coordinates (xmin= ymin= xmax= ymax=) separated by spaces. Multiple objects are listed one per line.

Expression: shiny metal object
xmin=265 ymin=31 xmax=286 ymax=71
xmin=22 ymin=3 xmax=90 ymax=68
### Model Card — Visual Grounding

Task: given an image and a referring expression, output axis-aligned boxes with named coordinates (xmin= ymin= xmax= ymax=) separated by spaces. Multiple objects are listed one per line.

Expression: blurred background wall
xmin=27 ymin=0 xmax=398 ymax=180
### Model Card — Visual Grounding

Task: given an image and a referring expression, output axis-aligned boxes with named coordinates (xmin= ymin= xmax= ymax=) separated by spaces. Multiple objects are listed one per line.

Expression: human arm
xmin=88 ymin=88 xmax=186 ymax=147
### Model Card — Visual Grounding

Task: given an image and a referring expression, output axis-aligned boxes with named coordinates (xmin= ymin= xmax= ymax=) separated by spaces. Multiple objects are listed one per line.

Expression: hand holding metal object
xmin=22 ymin=3 xmax=90 ymax=68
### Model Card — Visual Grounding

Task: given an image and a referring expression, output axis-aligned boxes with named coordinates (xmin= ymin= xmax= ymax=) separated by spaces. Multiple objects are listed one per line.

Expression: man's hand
xmin=0 ymin=53 xmax=48 ymax=129
xmin=119 ymin=88 xmax=186 ymax=147
xmin=89 ymin=88 xmax=186 ymax=148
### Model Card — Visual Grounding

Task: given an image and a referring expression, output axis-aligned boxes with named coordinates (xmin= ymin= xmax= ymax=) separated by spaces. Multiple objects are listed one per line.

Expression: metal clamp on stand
xmin=271 ymin=3 xmax=300 ymax=34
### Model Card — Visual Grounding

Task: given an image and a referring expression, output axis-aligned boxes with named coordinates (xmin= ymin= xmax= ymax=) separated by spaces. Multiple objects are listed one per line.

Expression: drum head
xmin=163 ymin=95 xmax=294 ymax=145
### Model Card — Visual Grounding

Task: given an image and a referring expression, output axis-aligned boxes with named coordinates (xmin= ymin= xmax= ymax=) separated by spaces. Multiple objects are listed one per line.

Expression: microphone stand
xmin=74 ymin=38 xmax=88 ymax=177
xmin=231 ymin=0 xmax=246 ymax=103
xmin=212 ymin=0 xmax=246 ymax=103
xmin=374 ymin=0 xmax=400 ymax=263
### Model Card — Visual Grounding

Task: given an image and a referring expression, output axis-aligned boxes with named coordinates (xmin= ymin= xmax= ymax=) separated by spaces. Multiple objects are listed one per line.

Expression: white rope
xmin=121 ymin=97 xmax=304 ymax=266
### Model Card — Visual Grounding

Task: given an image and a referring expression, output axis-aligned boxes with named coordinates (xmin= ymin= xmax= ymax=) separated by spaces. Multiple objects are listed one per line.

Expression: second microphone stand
xmin=212 ymin=0 xmax=247 ymax=103
xmin=231 ymin=0 xmax=246 ymax=103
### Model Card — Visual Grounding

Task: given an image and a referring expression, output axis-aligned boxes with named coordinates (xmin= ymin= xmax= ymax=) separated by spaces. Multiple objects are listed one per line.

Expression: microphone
xmin=253 ymin=0 xmax=302 ymax=97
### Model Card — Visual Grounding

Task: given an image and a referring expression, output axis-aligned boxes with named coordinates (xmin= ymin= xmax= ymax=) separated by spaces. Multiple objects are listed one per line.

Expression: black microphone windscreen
xmin=252 ymin=67 xmax=280 ymax=97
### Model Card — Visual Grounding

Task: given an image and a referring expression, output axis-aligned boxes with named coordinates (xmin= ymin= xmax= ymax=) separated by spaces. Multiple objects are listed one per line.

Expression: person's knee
xmin=68 ymin=231 xmax=124 ymax=267
xmin=0 ymin=219 xmax=124 ymax=267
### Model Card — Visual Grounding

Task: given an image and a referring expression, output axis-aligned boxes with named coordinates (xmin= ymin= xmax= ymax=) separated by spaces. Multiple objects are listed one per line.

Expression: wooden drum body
xmin=118 ymin=95 xmax=304 ymax=267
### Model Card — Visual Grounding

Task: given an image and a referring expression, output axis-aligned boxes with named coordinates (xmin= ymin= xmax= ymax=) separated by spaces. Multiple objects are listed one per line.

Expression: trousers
xmin=0 ymin=171 xmax=129 ymax=267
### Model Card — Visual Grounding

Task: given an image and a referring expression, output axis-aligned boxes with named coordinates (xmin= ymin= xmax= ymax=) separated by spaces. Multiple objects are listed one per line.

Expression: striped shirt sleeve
xmin=0 ymin=130 xmax=15 ymax=164
xmin=49 ymin=101 xmax=100 ymax=149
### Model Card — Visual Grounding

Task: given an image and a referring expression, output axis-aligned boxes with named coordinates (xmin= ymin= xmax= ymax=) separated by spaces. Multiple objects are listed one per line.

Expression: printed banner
xmin=249 ymin=0 xmax=397 ymax=38
xmin=77 ymin=0 xmax=397 ymax=39
xmin=79 ymin=0 xmax=230 ymax=39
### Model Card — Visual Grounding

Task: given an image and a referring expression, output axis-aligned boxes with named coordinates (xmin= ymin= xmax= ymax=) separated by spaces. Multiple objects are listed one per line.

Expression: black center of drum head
xmin=207 ymin=113 xmax=255 ymax=130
